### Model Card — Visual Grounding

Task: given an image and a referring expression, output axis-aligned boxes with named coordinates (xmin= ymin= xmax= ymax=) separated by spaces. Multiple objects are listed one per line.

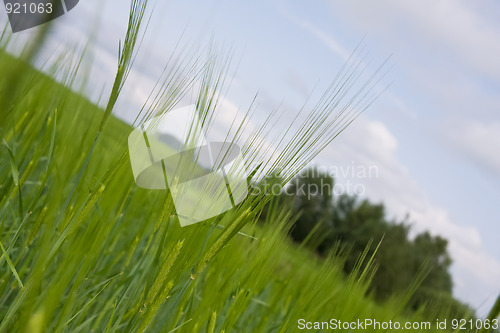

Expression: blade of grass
xmin=2 ymin=138 xmax=23 ymax=217
xmin=0 ymin=238 xmax=23 ymax=288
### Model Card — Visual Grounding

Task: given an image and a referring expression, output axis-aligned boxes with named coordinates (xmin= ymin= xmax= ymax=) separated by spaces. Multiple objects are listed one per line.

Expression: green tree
xmin=281 ymin=168 xmax=463 ymax=316
xmin=286 ymin=170 xmax=334 ymax=251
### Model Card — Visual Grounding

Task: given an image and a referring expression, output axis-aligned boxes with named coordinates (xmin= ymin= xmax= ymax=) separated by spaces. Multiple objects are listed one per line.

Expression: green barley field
xmin=1 ymin=2 xmax=499 ymax=332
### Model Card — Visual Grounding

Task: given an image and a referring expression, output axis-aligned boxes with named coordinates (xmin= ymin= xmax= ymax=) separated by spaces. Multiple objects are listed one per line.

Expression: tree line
xmin=259 ymin=168 xmax=474 ymax=320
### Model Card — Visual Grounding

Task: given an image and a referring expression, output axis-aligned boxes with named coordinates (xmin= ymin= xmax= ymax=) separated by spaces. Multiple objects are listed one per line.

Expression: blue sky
xmin=2 ymin=0 xmax=499 ymax=314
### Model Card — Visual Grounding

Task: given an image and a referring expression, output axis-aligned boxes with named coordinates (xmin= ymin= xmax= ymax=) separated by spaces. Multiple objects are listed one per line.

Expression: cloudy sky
xmin=2 ymin=0 xmax=499 ymax=314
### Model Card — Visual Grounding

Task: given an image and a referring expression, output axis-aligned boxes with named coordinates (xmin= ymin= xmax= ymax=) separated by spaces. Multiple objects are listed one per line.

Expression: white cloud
xmin=317 ymin=116 xmax=500 ymax=311
xmin=326 ymin=0 xmax=500 ymax=79
xmin=284 ymin=70 xmax=311 ymax=99
xmin=324 ymin=0 xmax=500 ymax=124
xmin=275 ymin=1 xmax=351 ymax=62
xmin=446 ymin=121 xmax=500 ymax=178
